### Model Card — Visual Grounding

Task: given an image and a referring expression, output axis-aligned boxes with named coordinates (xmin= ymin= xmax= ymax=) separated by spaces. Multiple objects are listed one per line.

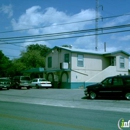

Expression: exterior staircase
xmin=86 ymin=66 xmax=124 ymax=83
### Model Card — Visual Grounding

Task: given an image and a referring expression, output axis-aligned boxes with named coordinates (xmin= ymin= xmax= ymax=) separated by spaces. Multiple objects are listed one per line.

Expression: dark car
xmin=11 ymin=76 xmax=31 ymax=89
xmin=0 ymin=77 xmax=11 ymax=90
xmin=84 ymin=75 xmax=130 ymax=100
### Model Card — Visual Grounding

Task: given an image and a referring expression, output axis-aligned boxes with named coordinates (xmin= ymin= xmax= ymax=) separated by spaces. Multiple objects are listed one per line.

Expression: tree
xmin=0 ymin=50 xmax=12 ymax=77
xmin=26 ymin=44 xmax=51 ymax=57
xmin=6 ymin=44 xmax=51 ymax=76
xmin=9 ymin=59 xmax=26 ymax=76
xmin=20 ymin=50 xmax=45 ymax=68
xmin=20 ymin=44 xmax=51 ymax=68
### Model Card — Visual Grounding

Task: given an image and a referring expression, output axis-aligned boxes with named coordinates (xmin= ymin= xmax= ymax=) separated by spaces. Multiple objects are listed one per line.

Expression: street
xmin=0 ymin=89 xmax=130 ymax=112
xmin=0 ymin=89 xmax=130 ymax=130
xmin=0 ymin=101 xmax=129 ymax=130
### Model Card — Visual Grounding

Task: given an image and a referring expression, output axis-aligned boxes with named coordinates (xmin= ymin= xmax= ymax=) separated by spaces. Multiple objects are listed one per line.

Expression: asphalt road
xmin=0 ymin=88 xmax=130 ymax=113
xmin=0 ymin=101 xmax=129 ymax=130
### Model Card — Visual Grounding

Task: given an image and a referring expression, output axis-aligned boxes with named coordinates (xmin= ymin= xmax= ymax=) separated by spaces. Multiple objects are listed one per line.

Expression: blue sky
xmin=0 ymin=0 xmax=130 ymax=59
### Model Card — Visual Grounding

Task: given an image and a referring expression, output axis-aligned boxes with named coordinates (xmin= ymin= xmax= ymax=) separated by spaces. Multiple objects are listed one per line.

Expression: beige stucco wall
xmin=46 ymin=48 xmax=71 ymax=70
xmin=116 ymin=53 xmax=129 ymax=71
xmin=71 ymin=53 xmax=109 ymax=70
xmin=46 ymin=48 xmax=129 ymax=83
xmin=70 ymin=53 xmax=108 ymax=82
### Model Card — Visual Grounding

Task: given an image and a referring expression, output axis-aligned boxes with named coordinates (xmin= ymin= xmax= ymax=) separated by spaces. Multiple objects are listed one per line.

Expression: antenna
xmin=95 ymin=0 xmax=99 ymax=51
xmin=95 ymin=0 xmax=103 ymax=51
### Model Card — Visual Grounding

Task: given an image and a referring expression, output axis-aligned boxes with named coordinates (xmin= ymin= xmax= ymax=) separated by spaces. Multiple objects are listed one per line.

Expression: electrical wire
xmin=0 ymin=23 xmax=130 ymax=45
xmin=0 ymin=13 xmax=130 ymax=34
xmin=1 ymin=28 xmax=130 ymax=45
xmin=1 ymin=12 xmax=130 ymax=58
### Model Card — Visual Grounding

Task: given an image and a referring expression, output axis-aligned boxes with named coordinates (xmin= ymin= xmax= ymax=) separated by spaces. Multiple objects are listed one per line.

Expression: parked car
xmin=84 ymin=75 xmax=130 ymax=100
xmin=0 ymin=77 xmax=11 ymax=90
xmin=30 ymin=78 xmax=52 ymax=89
xmin=11 ymin=76 xmax=31 ymax=89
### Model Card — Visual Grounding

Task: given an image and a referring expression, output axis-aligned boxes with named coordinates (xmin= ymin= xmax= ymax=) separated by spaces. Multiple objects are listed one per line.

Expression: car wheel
xmin=125 ymin=93 xmax=130 ymax=100
xmin=27 ymin=87 xmax=30 ymax=89
xmin=16 ymin=84 xmax=20 ymax=89
xmin=18 ymin=86 xmax=21 ymax=89
xmin=89 ymin=91 xmax=97 ymax=99
xmin=36 ymin=84 xmax=39 ymax=89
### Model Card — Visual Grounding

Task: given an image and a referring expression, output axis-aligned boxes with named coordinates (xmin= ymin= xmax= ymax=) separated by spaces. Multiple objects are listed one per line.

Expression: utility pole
xmin=95 ymin=0 xmax=99 ymax=51
xmin=95 ymin=0 xmax=103 ymax=51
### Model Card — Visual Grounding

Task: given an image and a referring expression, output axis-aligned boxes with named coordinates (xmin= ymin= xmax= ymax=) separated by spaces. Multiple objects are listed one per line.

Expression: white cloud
xmin=0 ymin=4 xmax=13 ymax=18
xmin=73 ymin=36 xmax=119 ymax=52
xmin=118 ymin=35 xmax=130 ymax=41
xmin=11 ymin=6 xmax=97 ymax=47
xmin=11 ymin=6 xmax=96 ymax=35
xmin=111 ymin=34 xmax=130 ymax=42
xmin=104 ymin=46 xmax=118 ymax=52
xmin=23 ymin=39 xmax=51 ymax=47
xmin=103 ymin=15 xmax=130 ymax=27
xmin=11 ymin=6 xmax=129 ymax=52
xmin=74 ymin=36 xmax=95 ymax=50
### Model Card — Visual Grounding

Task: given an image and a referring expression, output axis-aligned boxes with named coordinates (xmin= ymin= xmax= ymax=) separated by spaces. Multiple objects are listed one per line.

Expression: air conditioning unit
xmin=60 ymin=62 xmax=68 ymax=69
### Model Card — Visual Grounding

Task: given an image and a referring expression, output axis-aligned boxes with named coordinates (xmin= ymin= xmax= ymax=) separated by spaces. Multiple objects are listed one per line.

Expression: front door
xmin=98 ymin=77 xmax=113 ymax=97
xmin=111 ymin=77 xmax=123 ymax=97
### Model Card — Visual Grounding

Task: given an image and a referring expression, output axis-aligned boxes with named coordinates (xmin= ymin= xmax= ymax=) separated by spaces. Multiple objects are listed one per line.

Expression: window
xmin=39 ymin=78 xmax=46 ymax=81
xmin=102 ymin=78 xmax=112 ymax=86
xmin=21 ymin=77 xmax=30 ymax=80
xmin=120 ymin=57 xmax=125 ymax=68
xmin=77 ymin=54 xmax=84 ymax=67
xmin=111 ymin=57 xmax=116 ymax=66
xmin=124 ymin=78 xmax=130 ymax=85
xmin=113 ymin=78 xmax=123 ymax=86
xmin=64 ymin=54 xmax=69 ymax=62
xmin=33 ymin=79 xmax=37 ymax=82
xmin=48 ymin=57 xmax=52 ymax=68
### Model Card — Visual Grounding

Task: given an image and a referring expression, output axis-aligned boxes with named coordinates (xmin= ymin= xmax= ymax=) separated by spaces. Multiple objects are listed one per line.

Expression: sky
xmin=0 ymin=0 xmax=130 ymax=59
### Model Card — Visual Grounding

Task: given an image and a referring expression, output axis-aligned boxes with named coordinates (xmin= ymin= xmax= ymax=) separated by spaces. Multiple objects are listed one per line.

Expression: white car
xmin=30 ymin=78 xmax=52 ymax=89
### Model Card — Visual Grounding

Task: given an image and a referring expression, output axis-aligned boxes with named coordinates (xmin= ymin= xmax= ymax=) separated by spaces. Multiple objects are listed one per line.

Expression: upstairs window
xmin=77 ymin=54 xmax=84 ymax=67
xmin=48 ymin=57 xmax=52 ymax=68
xmin=64 ymin=54 xmax=69 ymax=63
xmin=120 ymin=57 xmax=125 ymax=68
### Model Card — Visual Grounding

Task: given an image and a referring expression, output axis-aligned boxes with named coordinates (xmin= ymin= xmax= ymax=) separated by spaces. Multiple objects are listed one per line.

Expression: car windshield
xmin=21 ymin=77 xmax=30 ymax=80
xmin=101 ymin=78 xmax=112 ymax=85
xmin=39 ymin=79 xmax=47 ymax=81
xmin=0 ymin=79 xmax=10 ymax=82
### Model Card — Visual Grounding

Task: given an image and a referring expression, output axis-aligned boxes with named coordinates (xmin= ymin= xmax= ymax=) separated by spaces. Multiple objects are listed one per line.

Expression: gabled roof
xmin=51 ymin=46 xmax=130 ymax=56
xmin=103 ymin=50 xmax=130 ymax=56
xmin=53 ymin=46 xmax=103 ymax=55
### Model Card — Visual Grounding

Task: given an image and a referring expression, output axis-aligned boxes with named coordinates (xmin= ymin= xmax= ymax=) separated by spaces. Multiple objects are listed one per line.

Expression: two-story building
xmin=45 ymin=46 xmax=130 ymax=89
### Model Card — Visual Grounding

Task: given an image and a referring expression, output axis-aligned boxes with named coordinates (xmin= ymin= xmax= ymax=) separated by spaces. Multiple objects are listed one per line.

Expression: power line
xmin=0 ymin=13 xmax=130 ymax=34
xmin=0 ymin=23 xmax=130 ymax=45
xmin=1 ymin=23 xmax=130 ymax=40
xmin=0 ymin=39 xmax=25 ymax=47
